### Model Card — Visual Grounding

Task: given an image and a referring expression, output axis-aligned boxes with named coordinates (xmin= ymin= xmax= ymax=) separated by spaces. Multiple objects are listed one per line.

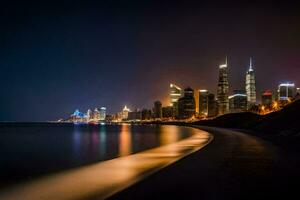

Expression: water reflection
xmin=99 ymin=125 xmax=106 ymax=157
xmin=0 ymin=127 xmax=212 ymax=200
xmin=0 ymin=124 xmax=196 ymax=190
xmin=72 ymin=126 xmax=81 ymax=161
xmin=160 ymin=125 xmax=180 ymax=145
xmin=91 ymin=128 xmax=99 ymax=154
xmin=119 ymin=124 xmax=132 ymax=156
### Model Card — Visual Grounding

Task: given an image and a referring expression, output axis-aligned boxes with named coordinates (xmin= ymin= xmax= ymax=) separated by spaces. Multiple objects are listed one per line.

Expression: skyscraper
xmin=170 ymin=83 xmax=182 ymax=117
xmin=207 ymin=93 xmax=218 ymax=118
xmin=122 ymin=105 xmax=130 ymax=120
xmin=170 ymin=83 xmax=182 ymax=106
xmin=245 ymin=58 xmax=256 ymax=108
xmin=198 ymin=90 xmax=209 ymax=117
xmin=217 ymin=57 xmax=229 ymax=115
xmin=229 ymin=90 xmax=247 ymax=113
xmin=99 ymin=107 xmax=106 ymax=120
xmin=278 ymin=83 xmax=295 ymax=101
xmin=178 ymin=87 xmax=196 ymax=119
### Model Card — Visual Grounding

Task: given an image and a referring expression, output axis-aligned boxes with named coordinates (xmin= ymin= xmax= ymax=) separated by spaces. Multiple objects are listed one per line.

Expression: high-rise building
xmin=86 ymin=109 xmax=92 ymax=120
xmin=229 ymin=90 xmax=247 ymax=113
xmin=99 ymin=107 xmax=106 ymax=120
xmin=178 ymin=87 xmax=196 ymax=119
xmin=93 ymin=108 xmax=100 ymax=120
xmin=278 ymin=83 xmax=296 ymax=100
xmin=207 ymin=93 xmax=218 ymax=118
xmin=170 ymin=83 xmax=182 ymax=106
xmin=245 ymin=58 xmax=257 ymax=108
xmin=296 ymin=88 xmax=300 ymax=99
xmin=198 ymin=90 xmax=209 ymax=117
xmin=170 ymin=83 xmax=182 ymax=118
xmin=153 ymin=101 xmax=162 ymax=119
xmin=122 ymin=105 xmax=130 ymax=120
xmin=261 ymin=90 xmax=273 ymax=106
xmin=217 ymin=57 xmax=229 ymax=115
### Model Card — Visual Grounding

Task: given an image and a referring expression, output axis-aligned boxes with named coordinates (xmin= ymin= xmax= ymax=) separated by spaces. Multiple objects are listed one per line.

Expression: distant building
xmin=141 ymin=109 xmax=152 ymax=120
xmin=105 ymin=114 xmax=113 ymax=122
xmin=93 ymin=108 xmax=100 ymax=120
xmin=162 ymin=106 xmax=173 ymax=118
xmin=207 ymin=93 xmax=218 ymax=118
xmin=217 ymin=57 xmax=229 ymax=115
xmin=122 ymin=105 xmax=130 ymax=120
xmin=178 ymin=87 xmax=196 ymax=119
xmin=170 ymin=83 xmax=182 ymax=118
xmin=153 ymin=101 xmax=162 ymax=119
xmin=261 ymin=90 xmax=273 ymax=106
xmin=99 ymin=107 xmax=106 ymax=120
xmin=86 ymin=109 xmax=92 ymax=120
xmin=296 ymin=88 xmax=300 ymax=100
xmin=170 ymin=83 xmax=182 ymax=106
xmin=199 ymin=90 xmax=209 ymax=117
xmin=229 ymin=91 xmax=247 ymax=113
xmin=127 ymin=109 xmax=142 ymax=121
xmin=245 ymin=58 xmax=257 ymax=108
xmin=70 ymin=109 xmax=86 ymax=122
xmin=278 ymin=83 xmax=295 ymax=101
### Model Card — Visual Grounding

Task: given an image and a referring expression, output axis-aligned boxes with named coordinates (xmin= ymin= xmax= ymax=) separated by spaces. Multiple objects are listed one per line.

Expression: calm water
xmin=0 ymin=123 xmax=194 ymax=186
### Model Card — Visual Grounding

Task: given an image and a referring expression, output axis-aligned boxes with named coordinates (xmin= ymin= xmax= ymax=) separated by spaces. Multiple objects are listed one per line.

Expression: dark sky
xmin=1 ymin=1 xmax=300 ymax=121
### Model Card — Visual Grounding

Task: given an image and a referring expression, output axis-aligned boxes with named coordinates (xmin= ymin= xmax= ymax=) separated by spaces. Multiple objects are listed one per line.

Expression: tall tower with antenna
xmin=245 ymin=57 xmax=256 ymax=108
xmin=217 ymin=56 xmax=229 ymax=115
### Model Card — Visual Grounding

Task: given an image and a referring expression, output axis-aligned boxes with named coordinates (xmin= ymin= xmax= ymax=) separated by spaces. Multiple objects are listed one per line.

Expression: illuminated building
xmin=86 ymin=109 xmax=92 ymax=120
xmin=245 ymin=58 xmax=257 ymax=108
xmin=278 ymin=83 xmax=295 ymax=101
xmin=217 ymin=57 xmax=229 ymax=115
xmin=122 ymin=105 xmax=130 ymax=120
xmin=170 ymin=83 xmax=182 ymax=106
xmin=153 ymin=101 xmax=162 ymax=119
xmin=207 ymin=93 xmax=217 ymax=118
xmin=162 ymin=106 xmax=173 ymax=118
xmin=99 ymin=107 xmax=106 ymax=120
xmin=70 ymin=109 xmax=86 ymax=122
xmin=93 ymin=108 xmax=100 ymax=120
xmin=229 ymin=90 xmax=247 ymax=113
xmin=296 ymin=88 xmax=300 ymax=97
xmin=170 ymin=83 xmax=182 ymax=118
xmin=261 ymin=90 xmax=273 ymax=106
xmin=178 ymin=87 xmax=196 ymax=119
xmin=198 ymin=90 xmax=209 ymax=117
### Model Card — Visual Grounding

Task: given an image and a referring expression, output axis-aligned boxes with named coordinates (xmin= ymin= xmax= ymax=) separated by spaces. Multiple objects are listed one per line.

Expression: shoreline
xmin=110 ymin=126 xmax=300 ymax=200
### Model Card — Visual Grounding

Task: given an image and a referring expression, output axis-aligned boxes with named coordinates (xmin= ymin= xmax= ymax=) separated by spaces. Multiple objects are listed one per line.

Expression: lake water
xmin=0 ymin=123 xmax=195 ymax=186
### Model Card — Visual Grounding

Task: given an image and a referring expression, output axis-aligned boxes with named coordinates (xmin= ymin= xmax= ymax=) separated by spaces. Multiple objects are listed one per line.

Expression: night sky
xmin=1 ymin=1 xmax=300 ymax=121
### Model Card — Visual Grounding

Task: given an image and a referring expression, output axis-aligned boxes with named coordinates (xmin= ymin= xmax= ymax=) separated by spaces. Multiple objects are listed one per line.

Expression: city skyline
xmin=1 ymin=1 xmax=300 ymax=121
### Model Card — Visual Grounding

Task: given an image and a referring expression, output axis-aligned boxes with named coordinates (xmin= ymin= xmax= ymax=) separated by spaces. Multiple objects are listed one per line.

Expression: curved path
xmin=110 ymin=126 xmax=299 ymax=200
xmin=0 ymin=127 xmax=212 ymax=200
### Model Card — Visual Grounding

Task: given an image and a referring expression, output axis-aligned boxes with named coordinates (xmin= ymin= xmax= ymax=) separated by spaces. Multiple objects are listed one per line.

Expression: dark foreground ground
xmin=109 ymin=126 xmax=300 ymax=200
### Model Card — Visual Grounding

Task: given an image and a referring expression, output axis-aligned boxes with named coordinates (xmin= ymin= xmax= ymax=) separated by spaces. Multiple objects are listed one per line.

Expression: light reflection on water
xmin=0 ymin=127 xmax=212 ymax=200
xmin=0 ymin=124 xmax=192 ymax=184
xmin=119 ymin=124 xmax=132 ymax=156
